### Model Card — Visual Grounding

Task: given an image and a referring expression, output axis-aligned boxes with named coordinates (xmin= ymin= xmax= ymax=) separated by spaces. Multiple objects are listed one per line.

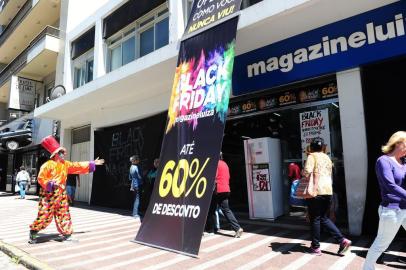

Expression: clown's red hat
xmin=41 ymin=135 xmax=66 ymax=157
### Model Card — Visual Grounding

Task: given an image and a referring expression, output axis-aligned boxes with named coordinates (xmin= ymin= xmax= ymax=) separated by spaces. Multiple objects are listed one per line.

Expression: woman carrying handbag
xmin=301 ymin=137 xmax=351 ymax=256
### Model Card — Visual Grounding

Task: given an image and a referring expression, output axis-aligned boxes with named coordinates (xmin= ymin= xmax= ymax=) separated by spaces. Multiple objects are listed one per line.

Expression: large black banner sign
xmin=92 ymin=113 xmax=166 ymax=209
xmin=134 ymin=7 xmax=241 ymax=256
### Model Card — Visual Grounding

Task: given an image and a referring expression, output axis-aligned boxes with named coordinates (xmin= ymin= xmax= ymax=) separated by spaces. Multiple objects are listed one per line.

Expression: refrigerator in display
xmin=243 ymin=137 xmax=283 ymax=220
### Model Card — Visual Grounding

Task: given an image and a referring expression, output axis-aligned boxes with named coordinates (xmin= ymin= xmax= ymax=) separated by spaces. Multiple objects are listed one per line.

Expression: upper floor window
xmin=73 ymin=50 xmax=94 ymax=89
xmin=107 ymin=6 xmax=169 ymax=72
xmin=71 ymin=27 xmax=95 ymax=89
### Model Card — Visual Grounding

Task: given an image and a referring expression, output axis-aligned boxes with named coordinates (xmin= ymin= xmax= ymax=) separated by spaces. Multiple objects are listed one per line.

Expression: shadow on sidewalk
xmin=23 ymin=195 xmax=132 ymax=217
xmin=269 ymin=242 xmax=309 ymax=255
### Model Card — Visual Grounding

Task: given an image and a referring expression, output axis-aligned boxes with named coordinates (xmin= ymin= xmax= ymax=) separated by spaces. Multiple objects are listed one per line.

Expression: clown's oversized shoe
xmin=28 ymin=230 xmax=39 ymax=244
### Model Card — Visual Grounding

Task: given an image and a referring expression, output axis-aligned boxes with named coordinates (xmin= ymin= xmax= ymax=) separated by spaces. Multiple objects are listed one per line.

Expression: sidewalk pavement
xmin=0 ymin=191 xmax=405 ymax=270
xmin=0 ymin=240 xmax=46 ymax=270
xmin=0 ymin=249 xmax=27 ymax=270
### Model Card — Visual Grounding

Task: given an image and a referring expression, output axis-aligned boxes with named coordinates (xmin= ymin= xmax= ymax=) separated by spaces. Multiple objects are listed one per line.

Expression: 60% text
xmin=159 ymin=158 xmax=210 ymax=198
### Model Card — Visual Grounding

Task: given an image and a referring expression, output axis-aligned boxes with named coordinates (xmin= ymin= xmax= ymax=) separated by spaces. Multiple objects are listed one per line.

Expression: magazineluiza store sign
xmin=135 ymin=0 xmax=242 ymax=257
xmin=232 ymin=1 xmax=406 ymax=95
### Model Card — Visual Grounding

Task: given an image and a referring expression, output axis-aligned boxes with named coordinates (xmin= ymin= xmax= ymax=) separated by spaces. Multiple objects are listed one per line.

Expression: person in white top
xmin=16 ymin=166 xmax=30 ymax=199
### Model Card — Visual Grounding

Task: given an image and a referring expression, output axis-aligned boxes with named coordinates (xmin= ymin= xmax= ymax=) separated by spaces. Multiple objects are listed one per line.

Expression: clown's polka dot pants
xmin=30 ymin=188 xmax=73 ymax=236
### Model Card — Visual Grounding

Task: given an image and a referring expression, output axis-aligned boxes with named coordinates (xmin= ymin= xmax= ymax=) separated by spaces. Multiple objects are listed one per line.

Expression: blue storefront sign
xmin=232 ymin=1 xmax=406 ymax=96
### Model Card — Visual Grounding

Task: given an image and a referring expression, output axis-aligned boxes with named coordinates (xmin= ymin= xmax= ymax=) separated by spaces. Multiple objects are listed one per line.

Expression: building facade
xmin=34 ymin=0 xmax=406 ymax=236
xmin=0 ymin=0 xmax=61 ymax=193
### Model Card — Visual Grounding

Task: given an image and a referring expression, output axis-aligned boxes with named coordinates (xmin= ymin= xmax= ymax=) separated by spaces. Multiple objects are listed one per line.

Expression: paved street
xmin=0 ymin=249 xmax=27 ymax=270
xmin=0 ymin=192 xmax=404 ymax=270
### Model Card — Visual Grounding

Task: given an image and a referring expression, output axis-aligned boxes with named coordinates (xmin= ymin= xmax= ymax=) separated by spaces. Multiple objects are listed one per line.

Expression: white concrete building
xmin=34 ymin=0 xmax=406 ymax=236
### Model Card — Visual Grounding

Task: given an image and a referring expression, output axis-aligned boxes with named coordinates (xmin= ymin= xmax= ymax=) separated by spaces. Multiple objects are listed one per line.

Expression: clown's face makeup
xmin=54 ymin=150 xmax=66 ymax=162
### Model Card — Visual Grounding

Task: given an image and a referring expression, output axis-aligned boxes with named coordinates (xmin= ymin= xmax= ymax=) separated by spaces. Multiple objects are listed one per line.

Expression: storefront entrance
xmin=222 ymin=78 xmax=348 ymax=227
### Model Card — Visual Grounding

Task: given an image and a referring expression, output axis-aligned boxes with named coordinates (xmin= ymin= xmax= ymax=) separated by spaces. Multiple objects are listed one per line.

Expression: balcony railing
xmin=0 ymin=25 xmax=61 ymax=88
xmin=0 ymin=0 xmax=32 ymax=48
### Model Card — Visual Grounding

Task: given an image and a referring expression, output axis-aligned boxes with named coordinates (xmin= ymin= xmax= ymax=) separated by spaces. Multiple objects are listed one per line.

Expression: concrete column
xmin=168 ymin=0 xmax=185 ymax=44
xmin=54 ymin=0 xmax=69 ymax=86
xmin=94 ymin=19 xmax=106 ymax=78
xmin=337 ymin=68 xmax=367 ymax=236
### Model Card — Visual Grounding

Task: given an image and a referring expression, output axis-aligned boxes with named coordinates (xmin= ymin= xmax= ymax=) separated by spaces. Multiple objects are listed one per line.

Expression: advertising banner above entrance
xmin=228 ymin=81 xmax=337 ymax=118
xmin=232 ymin=1 xmax=406 ymax=96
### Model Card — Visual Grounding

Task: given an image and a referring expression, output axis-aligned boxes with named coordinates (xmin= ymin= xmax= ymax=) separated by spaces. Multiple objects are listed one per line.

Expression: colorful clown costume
xmin=29 ymin=160 xmax=96 ymax=238
xmin=29 ymin=135 xmax=104 ymax=243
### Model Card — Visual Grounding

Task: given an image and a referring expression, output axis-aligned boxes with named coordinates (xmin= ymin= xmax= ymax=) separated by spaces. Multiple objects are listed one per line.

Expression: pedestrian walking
xmin=363 ymin=131 xmax=406 ymax=270
xmin=129 ymin=155 xmax=142 ymax=219
xmin=16 ymin=166 xmax=30 ymax=199
xmin=66 ymin=174 xmax=80 ymax=206
xmin=288 ymin=162 xmax=301 ymax=182
xmin=215 ymin=152 xmax=243 ymax=238
xmin=29 ymin=135 xmax=104 ymax=243
xmin=304 ymin=137 xmax=351 ymax=256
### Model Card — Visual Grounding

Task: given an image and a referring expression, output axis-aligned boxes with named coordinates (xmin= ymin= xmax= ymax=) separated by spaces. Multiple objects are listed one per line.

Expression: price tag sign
xmin=252 ymin=163 xmax=270 ymax=191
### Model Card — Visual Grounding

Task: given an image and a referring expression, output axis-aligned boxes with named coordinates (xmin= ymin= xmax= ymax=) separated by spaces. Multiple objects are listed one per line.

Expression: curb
xmin=0 ymin=240 xmax=54 ymax=270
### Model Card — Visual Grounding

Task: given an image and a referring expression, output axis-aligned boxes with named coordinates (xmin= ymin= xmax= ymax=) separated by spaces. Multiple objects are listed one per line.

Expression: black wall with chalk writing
xmin=91 ymin=112 xmax=167 ymax=209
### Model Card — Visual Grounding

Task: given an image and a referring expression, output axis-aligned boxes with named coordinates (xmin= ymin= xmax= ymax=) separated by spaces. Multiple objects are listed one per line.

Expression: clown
xmin=29 ymin=135 xmax=104 ymax=243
